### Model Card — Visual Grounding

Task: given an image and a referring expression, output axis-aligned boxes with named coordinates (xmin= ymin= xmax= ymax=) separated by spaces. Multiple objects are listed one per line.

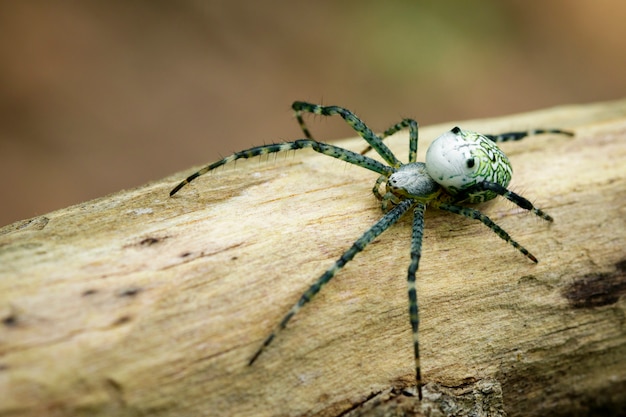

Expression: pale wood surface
xmin=1 ymin=99 xmax=625 ymax=417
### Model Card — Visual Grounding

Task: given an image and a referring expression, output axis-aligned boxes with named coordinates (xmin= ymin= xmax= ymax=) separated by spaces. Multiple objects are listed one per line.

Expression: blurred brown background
xmin=1 ymin=0 xmax=625 ymax=226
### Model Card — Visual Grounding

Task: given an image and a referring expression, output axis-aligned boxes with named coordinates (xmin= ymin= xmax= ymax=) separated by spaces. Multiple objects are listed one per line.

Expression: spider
xmin=170 ymin=101 xmax=573 ymax=399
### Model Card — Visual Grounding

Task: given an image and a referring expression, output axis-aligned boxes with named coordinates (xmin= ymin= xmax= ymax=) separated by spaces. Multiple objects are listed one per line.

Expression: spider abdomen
xmin=425 ymin=127 xmax=513 ymax=203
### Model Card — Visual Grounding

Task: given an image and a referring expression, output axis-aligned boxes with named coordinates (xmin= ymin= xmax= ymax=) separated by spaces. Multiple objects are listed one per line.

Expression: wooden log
xmin=1 ymin=99 xmax=625 ymax=417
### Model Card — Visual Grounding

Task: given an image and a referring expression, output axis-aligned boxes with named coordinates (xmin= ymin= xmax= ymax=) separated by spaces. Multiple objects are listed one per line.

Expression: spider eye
xmin=466 ymin=158 xmax=475 ymax=168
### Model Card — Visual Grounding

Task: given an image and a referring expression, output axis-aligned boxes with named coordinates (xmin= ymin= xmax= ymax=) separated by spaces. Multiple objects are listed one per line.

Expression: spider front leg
xmin=292 ymin=101 xmax=403 ymax=167
xmin=249 ymin=199 xmax=415 ymax=366
xmin=359 ymin=118 xmax=420 ymax=163
xmin=169 ymin=139 xmax=394 ymax=196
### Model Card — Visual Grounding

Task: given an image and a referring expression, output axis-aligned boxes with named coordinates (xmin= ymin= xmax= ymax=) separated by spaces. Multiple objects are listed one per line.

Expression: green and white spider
xmin=170 ymin=101 xmax=573 ymax=399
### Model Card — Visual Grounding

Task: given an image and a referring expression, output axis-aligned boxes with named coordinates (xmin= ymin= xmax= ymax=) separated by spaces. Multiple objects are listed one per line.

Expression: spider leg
xmin=292 ymin=101 xmax=402 ymax=168
xmin=436 ymin=203 xmax=539 ymax=263
xmin=170 ymin=139 xmax=395 ymax=196
xmin=484 ymin=129 xmax=573 ymax=143
xmin=248 ymin=198 xmax=415 ymax=366
xmin=408 ymin=203 xmax=426 ymax=399
xmin=456 ymin=182 xmax=553 ymax=221
xmin=359 ymin=118 xmax=420 ymax=163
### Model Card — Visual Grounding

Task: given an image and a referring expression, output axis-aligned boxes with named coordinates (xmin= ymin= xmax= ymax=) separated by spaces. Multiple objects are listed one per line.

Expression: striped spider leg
xmin=170 ymin=102 xmax=573 ymax=400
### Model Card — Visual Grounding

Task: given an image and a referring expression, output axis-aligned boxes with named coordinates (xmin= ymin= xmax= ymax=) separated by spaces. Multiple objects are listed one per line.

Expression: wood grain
xmin=1 ymin=99 xmax=625 ymax=417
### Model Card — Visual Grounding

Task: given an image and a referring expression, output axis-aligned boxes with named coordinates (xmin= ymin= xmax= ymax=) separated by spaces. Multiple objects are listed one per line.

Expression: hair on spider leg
xmin=170 ymin=101 xmax=573 ymax=399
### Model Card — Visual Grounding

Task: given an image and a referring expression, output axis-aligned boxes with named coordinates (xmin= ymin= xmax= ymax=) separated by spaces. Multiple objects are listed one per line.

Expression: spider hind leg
xmin=485 ymin=129 xmax=574 ymax=143
xmin=456 ymin=181 xmax=554 ymax=222
xmin=436 ymin=202 xmax=539 ymax=263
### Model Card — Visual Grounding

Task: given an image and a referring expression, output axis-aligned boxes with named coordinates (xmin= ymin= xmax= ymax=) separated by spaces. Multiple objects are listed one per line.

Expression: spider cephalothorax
xmin=170 ymin=101 xmax=572 ymax=399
